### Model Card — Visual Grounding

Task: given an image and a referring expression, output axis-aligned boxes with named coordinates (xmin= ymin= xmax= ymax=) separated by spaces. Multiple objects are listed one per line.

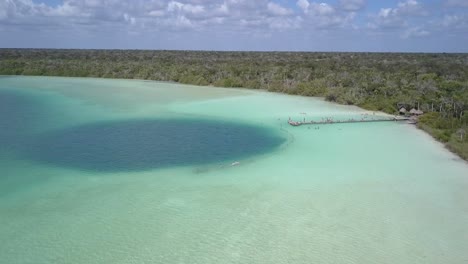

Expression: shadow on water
xmin=22 ymin=119 xmax=285 ymax=172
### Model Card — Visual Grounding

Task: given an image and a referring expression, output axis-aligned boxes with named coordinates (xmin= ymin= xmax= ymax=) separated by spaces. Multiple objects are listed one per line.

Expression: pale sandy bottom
xmin=0 ymin=77 xmax=467 ymax=264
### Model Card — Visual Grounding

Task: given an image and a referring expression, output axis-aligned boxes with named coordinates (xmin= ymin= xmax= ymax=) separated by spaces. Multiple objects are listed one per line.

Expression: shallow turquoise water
xmin=0 ymin=76 xmax=467 ymax=264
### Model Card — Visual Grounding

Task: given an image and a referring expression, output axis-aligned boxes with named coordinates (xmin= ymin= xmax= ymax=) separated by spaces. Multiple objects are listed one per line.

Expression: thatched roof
xmin=399 ymin=107 xmax=407 ymax=113
xmin=409 ymin=108 xmax=424 ymax=115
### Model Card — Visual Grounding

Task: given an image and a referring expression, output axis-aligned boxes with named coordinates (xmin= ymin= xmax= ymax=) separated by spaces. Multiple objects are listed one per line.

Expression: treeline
xmin=0 ymin=49 xmax=467 ymax=159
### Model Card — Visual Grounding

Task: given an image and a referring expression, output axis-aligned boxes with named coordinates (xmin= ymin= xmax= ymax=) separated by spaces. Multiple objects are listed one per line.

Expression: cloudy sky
xmin=0 ymin=0 xmax=467 ymax=52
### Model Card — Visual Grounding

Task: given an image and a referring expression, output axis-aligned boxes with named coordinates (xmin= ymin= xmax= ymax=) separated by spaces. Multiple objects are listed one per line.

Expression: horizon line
xmin=1 ymin=48 xmax=467 ymax=55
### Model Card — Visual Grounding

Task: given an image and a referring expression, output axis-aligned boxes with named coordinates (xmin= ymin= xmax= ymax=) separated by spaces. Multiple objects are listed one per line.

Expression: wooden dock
xmin=288 ymin=117 xmax=411 ymax=126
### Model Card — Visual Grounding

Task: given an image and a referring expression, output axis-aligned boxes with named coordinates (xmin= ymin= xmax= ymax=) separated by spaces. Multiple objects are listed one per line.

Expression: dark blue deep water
xmin=23 ymin=119 xmax=285 ymax=172
xmin=1 ymin=88 xmax=284 ymax=172
xmin=0 ymin=89 xmax=46 ymax=149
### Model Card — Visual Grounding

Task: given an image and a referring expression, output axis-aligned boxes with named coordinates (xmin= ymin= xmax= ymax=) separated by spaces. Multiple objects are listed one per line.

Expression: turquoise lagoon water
xmin=0 ymin=76 xmax=467 ymax=264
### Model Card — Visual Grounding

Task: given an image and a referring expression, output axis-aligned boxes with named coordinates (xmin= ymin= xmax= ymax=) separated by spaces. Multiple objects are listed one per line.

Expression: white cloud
xmin=167 ymin=1 xmax=205 ymax=15
xmin=298 ymin=2 xmax=355 ymax=29
xmin=0 ymin=0 xmax=10 ymax=20
xmin=0 ymin=0 xmax=463 ymax=45
xmin=402 ymin=26 xmax=429 ymax=38
xmin=368 ymin=0 xmax=427 ymax=29
xmin=269 ymin=16 xmax=302 ymax=30
xmin=123 ymin=13 xmax=136 ymax=25
xmin=297 ymin=0 xmax=310 ymax=12
xmin=339 ymin=0 xmax=366 ymax=11
xmin=445 ymin=0 xmax=468 ymax=8
xmin=396 ymin=0 xmax=427 ymax=16
xmin=309 ymin=2 xmax=335 ymax=16
xmin=213 ymin=3 xmax=228 ymax=15
xmin=440 ymin=14 xmax=468 ymax=29
xmin=441 ymin=14 xmax=459 ymax=27
xmin=267 ymin=2 xmax=293 ymax=16
xmin=148 ymin=10 xmax=165 ymax=17
xmin=47 ymin=2 xmax=82 ymax=17
xmin=0 ymin=0 xmax=347 ymax=32
xmin=369 ymin=8 xmax=406 ymax=28
xmin=171 ymin=15 xmax=193 ymax=28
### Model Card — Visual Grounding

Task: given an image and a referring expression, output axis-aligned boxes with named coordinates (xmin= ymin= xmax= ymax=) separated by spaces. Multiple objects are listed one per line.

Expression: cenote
xmin=23 ymin=119 xmax=285 ymax=172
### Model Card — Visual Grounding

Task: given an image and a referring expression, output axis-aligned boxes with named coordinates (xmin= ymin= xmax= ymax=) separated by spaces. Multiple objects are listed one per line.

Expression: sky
xmin=0 ymin=0 xmax=467 ymax=52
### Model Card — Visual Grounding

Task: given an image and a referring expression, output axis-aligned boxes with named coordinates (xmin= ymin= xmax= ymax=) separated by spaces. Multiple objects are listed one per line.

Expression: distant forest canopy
xmin=1 ymin=49 xmax=467 ymax=159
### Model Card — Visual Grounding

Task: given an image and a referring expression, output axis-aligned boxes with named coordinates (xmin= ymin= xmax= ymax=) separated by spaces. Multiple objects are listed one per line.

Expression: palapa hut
xmin=399 ymin=107 xmax=407 ymax=115
xmin=409 ymin=108 xmax=424 ymax=116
